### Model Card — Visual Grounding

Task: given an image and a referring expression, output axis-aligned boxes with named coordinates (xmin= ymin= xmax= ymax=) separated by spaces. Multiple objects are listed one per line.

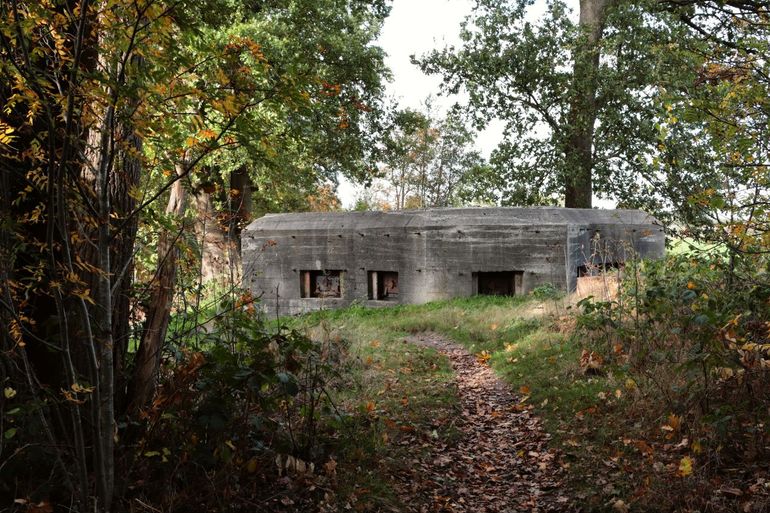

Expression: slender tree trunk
xmin=564 ymin=0 xmax=613 ymax=208
xmin=94 ymin=106 xmax=116 ymax=512
xmin=130 ymin=162 xmax=186 ymax=411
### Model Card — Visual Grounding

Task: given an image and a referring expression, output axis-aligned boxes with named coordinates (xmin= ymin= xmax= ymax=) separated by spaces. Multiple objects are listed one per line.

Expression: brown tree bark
xmin=229 ymin=166 xmax=253 ymax=256
xmin=193 ymin=188 xmax=231 ymax=283
xmin=193 ymin=167 xmax=252 ymax=284
xmin=129 ymin=162 xmax=187 ymax=411
xmin=111 ymin=57 xmax=143 ymax=411
xmin=564 ymin=0 xmax=615 ymax=208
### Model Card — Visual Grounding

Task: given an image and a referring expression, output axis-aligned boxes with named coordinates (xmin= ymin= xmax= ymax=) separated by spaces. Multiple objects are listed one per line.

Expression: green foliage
xmin=130 ymin=298 xmax=356 ymax=507
xmin=373 ymin=103 xmax=494 ymax=210
xmin=577 ymin=251 xmax=770 ymax=463
xmin=530 ymin=283 xmax=563 ymax=301
xmin=417 ymin=0 xmax=770 ymax=227
xmin=416 ymin=0 xmax=666 ymax=207
xmin=650 ymin=2 xmax=770 ymax=243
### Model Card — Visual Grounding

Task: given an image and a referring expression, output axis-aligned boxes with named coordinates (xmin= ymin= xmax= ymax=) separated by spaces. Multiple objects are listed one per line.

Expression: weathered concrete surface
xmin=242 ymin=207 xmax=665 ymax=316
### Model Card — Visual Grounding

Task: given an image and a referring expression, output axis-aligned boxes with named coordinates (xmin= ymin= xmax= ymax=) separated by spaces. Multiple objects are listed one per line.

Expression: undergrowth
xmin=61 ymin=269 xmax=770 ymax=512
xmin=299 ymin=264 xmax=770 ymax=513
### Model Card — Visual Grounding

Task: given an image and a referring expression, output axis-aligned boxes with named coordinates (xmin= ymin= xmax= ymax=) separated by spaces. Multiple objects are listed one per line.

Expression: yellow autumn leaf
xmin=3 ymin=387 xmax=16 ymax=399
xmin=476 ymin=350 xmax=491 ymax=365
xmin=678 ymin=456 xmax=693 ymax=477
xmin=71 ymin=383 xmax=95 ymax=394
xmin=692 ymin=439 xmax=703 ymax=454
xmin=74 ymin=288 xmax=96 ymax=305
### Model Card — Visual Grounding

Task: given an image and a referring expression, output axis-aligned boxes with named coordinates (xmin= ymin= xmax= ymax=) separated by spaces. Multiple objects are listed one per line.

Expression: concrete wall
xmin=242 ymin=208 xmax=665 ymax=316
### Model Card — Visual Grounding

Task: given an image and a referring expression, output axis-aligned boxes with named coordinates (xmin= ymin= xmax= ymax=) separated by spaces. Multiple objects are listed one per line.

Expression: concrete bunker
xmin=242 ymin=207 xmax=665 ymax=316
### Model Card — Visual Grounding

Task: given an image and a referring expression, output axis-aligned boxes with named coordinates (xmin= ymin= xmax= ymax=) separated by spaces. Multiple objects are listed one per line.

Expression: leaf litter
xmin=389 ymin=332 xmax=573 ymax=512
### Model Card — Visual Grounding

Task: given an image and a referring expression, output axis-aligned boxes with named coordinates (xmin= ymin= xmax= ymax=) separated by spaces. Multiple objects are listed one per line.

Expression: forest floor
xmin=393 ymin=331 xmax=570 ymax=512
xmin=289 ymin=295 xmax=770 ymax=513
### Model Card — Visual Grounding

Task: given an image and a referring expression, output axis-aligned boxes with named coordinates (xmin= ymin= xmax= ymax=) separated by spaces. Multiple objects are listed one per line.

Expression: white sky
xmin=338 ymin=0 xmax=590 ymax=208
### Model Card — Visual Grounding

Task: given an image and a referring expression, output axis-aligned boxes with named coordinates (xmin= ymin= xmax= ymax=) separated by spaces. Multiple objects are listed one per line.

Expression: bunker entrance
xmin=300 ymin=270 xmax=342 ymax=298
xmin=474 ymin=271 xmax=523 ymax=296
xmin=367 ymin=271 xmax=399 ymax=300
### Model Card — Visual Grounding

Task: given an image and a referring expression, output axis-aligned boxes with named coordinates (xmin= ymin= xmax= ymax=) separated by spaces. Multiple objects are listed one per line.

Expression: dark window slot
xmin=473 ymin=271 xmax=523 ymax=296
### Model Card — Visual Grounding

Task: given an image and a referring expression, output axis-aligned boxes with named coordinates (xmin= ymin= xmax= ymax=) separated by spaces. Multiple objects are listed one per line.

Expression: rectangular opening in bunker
xmin=367 ymin=271 xmax=399 ymax=300
xmin=577 ymin=262 xmax=624 ymax=277
xmin=474 ymin=271 xmax=523 ymax=296
xmin=300 ymin=270 xmax=342 ymax=298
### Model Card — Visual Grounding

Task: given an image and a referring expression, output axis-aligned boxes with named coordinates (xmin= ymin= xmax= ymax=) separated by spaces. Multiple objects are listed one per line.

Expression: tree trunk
xmin=190 ymin=167 xmax=252 ymax=285
xmin=94 ymin=106 xmax=116 ymax=512
xmin=193 ymin=188 xmax=232 ymax=283
xmin=130 ymin=162 xmax=186 ymax=411
xmin=229 ymin=166 xmax=253 ymax=257
xmin=564 ymin=0 xmax=613 ymax=208
xmin=112 ymin=58 xmax=143 ymax=411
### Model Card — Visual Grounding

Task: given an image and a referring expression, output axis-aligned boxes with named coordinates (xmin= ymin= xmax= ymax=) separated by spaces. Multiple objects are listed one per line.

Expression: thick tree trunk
xmin=564 ymin=0 xmax=613 ymax=208
xmin=229 ymin=166 xmax=252 ymax=256
xmin=130 ymin=163 xmax=186 ymax=411
xmin=193 ymin=189 xmax=231 ymax=283
xmin=193 ymin=168 xmax=252 ymax=284
xmin=112 ymin=57 xmax=143 ymax=411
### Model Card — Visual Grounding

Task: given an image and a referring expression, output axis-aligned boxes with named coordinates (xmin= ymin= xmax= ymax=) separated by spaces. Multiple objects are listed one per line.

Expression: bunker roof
xmin=245 ymin=207 xmax=659 ymax=233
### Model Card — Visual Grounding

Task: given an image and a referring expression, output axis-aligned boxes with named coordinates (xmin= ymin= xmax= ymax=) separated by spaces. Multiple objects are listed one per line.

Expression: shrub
xmin=124 ymin=294 xmax=353 ymax=509
xmin=531 ymin=282 xmax=563 ymax=301
xmin=576 ymin=251 xmax=770 ymax=464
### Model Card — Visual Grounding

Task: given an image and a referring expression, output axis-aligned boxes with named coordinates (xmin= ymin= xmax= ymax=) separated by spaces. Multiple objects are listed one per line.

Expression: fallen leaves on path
xmin=390 ymin=332 xmax=572 ymax=512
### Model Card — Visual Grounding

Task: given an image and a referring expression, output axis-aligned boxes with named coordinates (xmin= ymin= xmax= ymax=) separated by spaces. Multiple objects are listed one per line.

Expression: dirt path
xmin=393 ymin=332 xmax=571 ymax=513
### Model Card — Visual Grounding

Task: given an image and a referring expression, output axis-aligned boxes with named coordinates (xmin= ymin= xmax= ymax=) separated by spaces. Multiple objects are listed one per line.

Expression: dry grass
xmin=574 ymin=275 xmax=620 ymax=301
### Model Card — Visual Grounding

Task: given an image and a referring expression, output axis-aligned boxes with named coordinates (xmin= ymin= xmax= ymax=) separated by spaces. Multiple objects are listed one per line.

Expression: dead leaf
xmin=580 ymin=349 xmax=604 ymax=374
xmin=324 ymin=458 xmax=338 ymax=476
xmin=612 ymin=499 xmax=629 ymax=513
xmin=677 ymin=456 xmax=693 ymax=477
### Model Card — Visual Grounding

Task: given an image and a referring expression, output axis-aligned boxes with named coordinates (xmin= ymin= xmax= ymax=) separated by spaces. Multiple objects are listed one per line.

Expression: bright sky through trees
xmin=339 ymin=0 xmax=584 ymax=208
